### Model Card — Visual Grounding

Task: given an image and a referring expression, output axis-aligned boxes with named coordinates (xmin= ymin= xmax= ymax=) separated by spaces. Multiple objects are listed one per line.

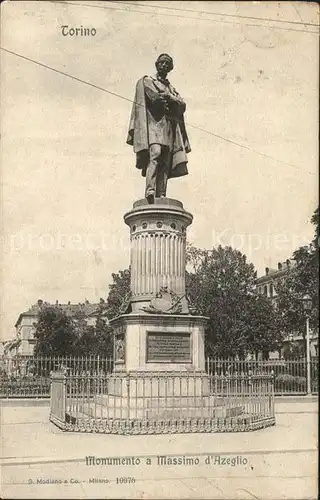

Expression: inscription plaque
xmin=146 ymin=332 xmax=191 ymax=362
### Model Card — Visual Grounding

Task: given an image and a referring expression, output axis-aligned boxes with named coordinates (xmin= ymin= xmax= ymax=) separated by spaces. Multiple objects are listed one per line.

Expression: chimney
xmin=265 ymin=267 xmax=269 ymax=276
xmin=286 ymin=259 xmax=290 ymax=267
xmin=278 ymin=262 xmax=282 ymax=270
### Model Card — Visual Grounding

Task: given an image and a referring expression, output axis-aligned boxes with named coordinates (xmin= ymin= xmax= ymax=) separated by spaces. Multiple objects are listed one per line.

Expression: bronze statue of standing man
xmin=127 ymin=54 xmax=191 ymax=204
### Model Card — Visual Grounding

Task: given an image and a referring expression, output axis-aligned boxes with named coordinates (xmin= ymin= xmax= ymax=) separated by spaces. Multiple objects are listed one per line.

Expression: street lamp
xmin=301 ymin=294 xmax=312 ymax=395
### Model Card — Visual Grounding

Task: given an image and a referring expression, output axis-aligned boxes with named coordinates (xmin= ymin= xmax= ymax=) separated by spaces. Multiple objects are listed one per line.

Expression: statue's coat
xmin=126 ymin=77 xmax=191 ymax=178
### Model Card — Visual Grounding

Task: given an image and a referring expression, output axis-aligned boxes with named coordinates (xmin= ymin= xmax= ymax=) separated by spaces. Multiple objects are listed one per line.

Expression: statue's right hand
xmin=158 ymin=94 xmax=168 ymax=103
xmin=157 ymin=95 xmax=170 ymax=112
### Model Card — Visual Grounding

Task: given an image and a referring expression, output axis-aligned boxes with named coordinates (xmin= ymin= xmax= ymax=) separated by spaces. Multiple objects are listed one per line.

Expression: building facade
xmin=12 ymin=299 xmax=106 ymax=356
xmin=257 ymin=259 xmax=294 ymax=299
xmin=256 ymin=261 xmax=318 ymax=358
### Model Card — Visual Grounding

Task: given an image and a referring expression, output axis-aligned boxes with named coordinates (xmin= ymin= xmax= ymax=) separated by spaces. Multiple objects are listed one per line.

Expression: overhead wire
xmin=290 ymin=2 xmax=305 ymax=24
xmin=108 ymin=0 xmax=320 ymax=28
xmin=51 ymin=1 xmax=319 ymax=35
xmin=1 ymin=47 xmax=315 ymax=176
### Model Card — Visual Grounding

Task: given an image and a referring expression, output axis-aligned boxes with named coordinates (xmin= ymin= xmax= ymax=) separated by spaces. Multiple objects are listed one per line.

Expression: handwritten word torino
xmin=61 ymin=26 xmax=96 ymax=36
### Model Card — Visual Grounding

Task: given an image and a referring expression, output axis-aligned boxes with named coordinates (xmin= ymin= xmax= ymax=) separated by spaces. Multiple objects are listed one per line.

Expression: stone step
xmin=150 ymin=405 xmax=244 ymax=419
xmin=76 ymin=401 xmax=244 ymax=420
xmin=94 ymin=394 xmax=216 ymax=408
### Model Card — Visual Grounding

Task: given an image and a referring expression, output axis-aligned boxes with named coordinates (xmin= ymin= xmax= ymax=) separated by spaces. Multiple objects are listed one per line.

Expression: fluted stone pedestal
xmin=125 ymin=198 xmax=192 ymax=312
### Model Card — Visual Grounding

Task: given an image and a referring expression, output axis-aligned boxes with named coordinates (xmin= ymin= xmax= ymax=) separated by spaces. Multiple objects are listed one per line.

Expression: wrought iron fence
xmin=0 ymin=355 xmax=114 ymax=398
xmin=0 ymin=355 xmax=318 ymax=398
xmin=50 ymin=370 xmax=275 ymax=434
xmin=206 ymin=357 xmax=319 ymax=396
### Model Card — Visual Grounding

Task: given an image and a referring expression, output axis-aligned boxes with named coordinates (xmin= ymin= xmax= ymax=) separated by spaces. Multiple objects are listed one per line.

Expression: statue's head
xmin=155 ymin=53 xmax=174 ymax=76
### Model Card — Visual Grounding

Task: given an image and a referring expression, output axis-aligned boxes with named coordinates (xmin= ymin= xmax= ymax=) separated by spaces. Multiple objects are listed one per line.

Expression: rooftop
xmin=257 ymin=259 xmax=296 ymax=284
xmin=15 ymin=299 xmax=107 ymax=327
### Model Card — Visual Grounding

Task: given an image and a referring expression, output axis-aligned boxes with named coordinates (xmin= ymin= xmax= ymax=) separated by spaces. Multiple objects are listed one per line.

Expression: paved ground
xmin=1 ymin=399 xmax=318 ymax=499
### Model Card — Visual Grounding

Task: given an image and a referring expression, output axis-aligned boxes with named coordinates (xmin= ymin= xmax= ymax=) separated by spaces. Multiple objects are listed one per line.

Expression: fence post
xmin=270 ymin=370 xmax=275 ymax=417
xmin=50 ymin=369 xmax=67 ymax=428
xmin=63 ymin=369 xmax=67 ymax=420
xmin=248 ymin=370 xmax=253 ymax=425
xmin=306 ymin=316 xmax=311 ymax=395
xmin=126 ymin=374 xmax=130 ymax=426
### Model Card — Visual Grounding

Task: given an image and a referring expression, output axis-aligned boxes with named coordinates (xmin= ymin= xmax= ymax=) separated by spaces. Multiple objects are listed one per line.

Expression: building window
xmin=269 ymin=283 xmax=274 ymax=297
xmin=264 ymin=285 xmax=268 ymax=296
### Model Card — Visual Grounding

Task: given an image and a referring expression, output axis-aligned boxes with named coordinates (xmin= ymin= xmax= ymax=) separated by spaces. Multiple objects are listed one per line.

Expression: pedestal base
xmin=83 ymin=393 xmax=244 ymax=420
xmin=105 ymin=371 xmax=211 ymax=397
xmin=110 ymin=313 xmax=209 ymax=373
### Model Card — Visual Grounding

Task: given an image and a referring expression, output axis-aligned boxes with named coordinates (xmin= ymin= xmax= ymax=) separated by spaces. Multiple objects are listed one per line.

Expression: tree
xmin=34 ymin=305 xmax=77 ymax=356
xmin=72 ymin=300 xmax=113 ymax=356
xmin=186 ymin=245 xmax=282 ymax=358
xmin=69 ymin=268 xmax=132 ymax=356
xmin=34 ymin=300 xmax=114 ymax=357
xmin=244 ymin=294 xmax=283 ymax=360
xmin=91 ymin=302 xmax=114 ymax=356
xmin=71 ymin=306 xmax=95 ymax=356
xmin=105 ymin=268 xmax=131 ymax=319
xmin=282 ymin=342 xmax=304 ymax=360
xmin=275 ymin=206 xmax=319 ymax=353
xmin=292 ymin=206 xmax=319 ymax=329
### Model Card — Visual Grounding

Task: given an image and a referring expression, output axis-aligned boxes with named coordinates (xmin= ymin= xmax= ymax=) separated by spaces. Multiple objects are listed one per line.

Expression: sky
xmin=1 ymin=1 xmax=319 ymax=340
